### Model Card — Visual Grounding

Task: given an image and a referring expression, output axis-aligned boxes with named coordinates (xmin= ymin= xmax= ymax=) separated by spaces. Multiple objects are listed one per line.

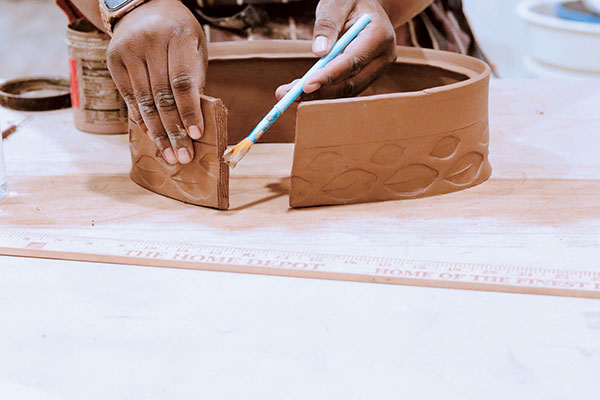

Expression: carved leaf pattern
xmin=384 ymin=164 xmax=438 ymax=195
xmin=370 ymin=144 xmax=405 ymax=166
xmin=171 ymin=166 xmax=215 ymax=200
xmin=135 ymin=155 xmax=166 ymax=187
xmin=198 ymin=152 xmax=219 ymax=172
xmin=321 ymin=169 xmax=377 ymax=200
xmin=430 ymin=136 xmax=460 ymax=159
xmin=291 ymin=176 xmax=313 ymax=203
xmin=444 ymin=152 xmax=484 ymax=185
xmin=308 ymin=152 xmax=343 ymax=171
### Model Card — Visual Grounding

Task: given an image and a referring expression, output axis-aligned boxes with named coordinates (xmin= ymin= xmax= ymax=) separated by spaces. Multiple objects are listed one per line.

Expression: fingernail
xmin=313 ymin=36 xmax=328 ymax=54
xmin=276 ymin=86 xmax=286 ymax=99
xmin=189 ymin=125 xmax=202 ymax=140
xmin=304 ymin=82 xmax=321 ymax=93
xmin=164 ymin=148 xmax=177 ymax=165
xmin=178 ymin=148 xmax=191 ymax=164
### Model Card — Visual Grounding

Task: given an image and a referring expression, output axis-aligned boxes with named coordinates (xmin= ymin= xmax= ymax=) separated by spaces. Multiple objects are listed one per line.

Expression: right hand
xmin=106 ymin=0 xmax=207 ymax=164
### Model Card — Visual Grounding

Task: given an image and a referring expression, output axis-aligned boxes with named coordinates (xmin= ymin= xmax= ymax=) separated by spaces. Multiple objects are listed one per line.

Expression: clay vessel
xmin=128 ymin=41 xmax=491 ymax=209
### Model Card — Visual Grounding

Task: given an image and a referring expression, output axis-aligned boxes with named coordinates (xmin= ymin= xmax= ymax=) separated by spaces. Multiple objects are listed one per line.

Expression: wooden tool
xmin=1 ymin=229 xmax=599 ymax=299
xmin=2 ymin=116 xmax=32 ymax=139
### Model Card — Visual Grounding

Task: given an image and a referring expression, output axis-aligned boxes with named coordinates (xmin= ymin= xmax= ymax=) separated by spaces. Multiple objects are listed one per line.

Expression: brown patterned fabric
xmin=396 ymin=0 xmax=493 ymax=68
xmin=55 ymin=0 xmax=493 ymax=69
xmin=186 ymin=0 xmax=494 ymax=70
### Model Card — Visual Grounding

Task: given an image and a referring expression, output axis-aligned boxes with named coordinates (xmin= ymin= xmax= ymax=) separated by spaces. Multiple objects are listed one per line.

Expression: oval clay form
xmin=128 ymin=41 xmax=491 ymax=209
xmin=288 ymin=44 xmax=492 ymax=207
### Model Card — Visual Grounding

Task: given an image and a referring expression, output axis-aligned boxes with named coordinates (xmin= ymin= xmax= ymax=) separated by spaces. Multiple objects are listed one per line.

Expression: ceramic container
xmin=67 ymin=19 xmax=128 ymax=134
xmin=518 ymin=0 xmax=600 ymax=78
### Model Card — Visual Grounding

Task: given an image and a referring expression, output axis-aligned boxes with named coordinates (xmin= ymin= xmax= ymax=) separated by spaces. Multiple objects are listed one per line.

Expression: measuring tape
xmin=0 ymin=229 xmax=598 ymax=299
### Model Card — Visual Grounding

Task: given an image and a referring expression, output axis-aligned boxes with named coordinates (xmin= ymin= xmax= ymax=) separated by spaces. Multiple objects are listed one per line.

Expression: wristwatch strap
xmin=99 ymin=0 xmax=149 ymax=36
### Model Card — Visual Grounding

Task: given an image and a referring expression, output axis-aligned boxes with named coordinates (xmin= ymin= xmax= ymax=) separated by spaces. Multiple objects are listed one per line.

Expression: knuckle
xmin=350 ymin=55 xmax=366 ymax=76
xmin=130 ymin=113 xmax=144 ymax=125
xmin=153 ymin=86 xmax=176 ymax=111
xmin=166 ymin=130 xmax=191 ymax=147
xmin=324 ymin=73 xmax=336 ymax=87
xmin=179 ymin=107 xmax=198 ymax=122
xmin=385 ymin=30 xmax=396 ymax=44
xmin=178 ymin=26 xmax=196 ymax=40
xmin=170 ymin=72 xmax=194 ymax=93
xmin=136 ymin=93 xmax=157 ymax=116
xmin=121 ymin=94 xmax=142 ymax=120
xmin=114 ymin=36 xmax=142 ymax=55
xmin=139 ymin=27 xmax=159 ymax=42
xmin=166 ymin=129 xmax=188 ymax=141
xmin=127 ymin=105 xmax=143 ymax=122
xmin=340 ymin=80 xmax=356 ymax=98
xmin=315 ymin=17 xmax=339 ymax=34
xmin=151 ymin=136 xmax=169 ymax=150
xmin=120 ymin=90 xmax=136 ymax=107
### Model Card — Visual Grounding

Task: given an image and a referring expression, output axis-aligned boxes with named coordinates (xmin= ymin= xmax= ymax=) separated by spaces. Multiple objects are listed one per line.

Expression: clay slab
xmin=290 ymin=47 xmax=491 ymax=207
xmin=129 ymin=95 xmax=229 ymax=210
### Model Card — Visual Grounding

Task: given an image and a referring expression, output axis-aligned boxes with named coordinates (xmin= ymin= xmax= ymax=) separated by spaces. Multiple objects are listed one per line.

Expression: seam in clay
xmin=295 ymin=118 xmax=488 ymax=150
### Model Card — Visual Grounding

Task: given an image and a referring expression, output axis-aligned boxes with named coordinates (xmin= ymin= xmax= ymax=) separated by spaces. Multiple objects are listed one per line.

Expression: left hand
xmin=276 ymin=0 xmax=397 ymax=101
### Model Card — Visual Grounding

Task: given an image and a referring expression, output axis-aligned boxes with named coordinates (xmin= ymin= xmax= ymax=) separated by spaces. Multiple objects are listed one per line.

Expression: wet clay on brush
xmin=128 ymin=41 xmax=491 ymax=209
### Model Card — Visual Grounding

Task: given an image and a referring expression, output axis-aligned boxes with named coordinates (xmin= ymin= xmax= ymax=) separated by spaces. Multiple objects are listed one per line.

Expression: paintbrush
xmin=2 ymin=116 xmax=33 ymax=139
xmin=223 ymin=13 xmax=372 ymax=168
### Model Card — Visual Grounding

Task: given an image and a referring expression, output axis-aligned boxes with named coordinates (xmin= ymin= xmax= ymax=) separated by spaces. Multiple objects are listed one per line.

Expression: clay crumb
xmin=536 ymin=109 xmax=544 ymax=115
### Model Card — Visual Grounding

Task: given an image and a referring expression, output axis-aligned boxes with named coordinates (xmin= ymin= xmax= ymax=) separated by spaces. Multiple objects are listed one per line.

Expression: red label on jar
xmin=69 ymin=58 xmax=80 ymax=108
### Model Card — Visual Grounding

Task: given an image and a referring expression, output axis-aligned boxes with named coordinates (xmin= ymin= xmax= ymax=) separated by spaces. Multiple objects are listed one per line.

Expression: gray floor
xmin=1 ymin=0 xmax=68 ymax=80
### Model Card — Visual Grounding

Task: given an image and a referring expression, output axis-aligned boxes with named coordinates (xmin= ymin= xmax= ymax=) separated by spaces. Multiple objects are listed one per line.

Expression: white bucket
xmin=583 ymin=0 xmax=600 ymax=13
xmin=517 ymin=0 xmax=600 ymax=78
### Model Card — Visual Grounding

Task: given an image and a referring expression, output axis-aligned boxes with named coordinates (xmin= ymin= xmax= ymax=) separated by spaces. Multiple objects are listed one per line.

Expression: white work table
xmin=1 ymin=79 xmax=599 ymax=399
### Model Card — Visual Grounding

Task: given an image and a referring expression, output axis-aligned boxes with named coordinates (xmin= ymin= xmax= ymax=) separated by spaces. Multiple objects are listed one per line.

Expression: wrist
xmin=379 ymin=0 xmax=433 ymax=28
xmin=99 ymin=0 xmax=153 ymax=35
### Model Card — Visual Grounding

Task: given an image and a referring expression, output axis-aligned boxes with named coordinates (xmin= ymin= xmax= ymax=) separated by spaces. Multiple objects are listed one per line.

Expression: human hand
xmin=107 ymin=0 xmax=207 ymax=164
xmin=276 ymin=0 xmax=397 ymax=101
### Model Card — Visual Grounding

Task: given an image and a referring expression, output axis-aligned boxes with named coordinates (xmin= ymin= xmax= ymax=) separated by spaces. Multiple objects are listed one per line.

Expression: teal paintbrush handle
xmin=246 ymin=13 xmax=372 ymax=143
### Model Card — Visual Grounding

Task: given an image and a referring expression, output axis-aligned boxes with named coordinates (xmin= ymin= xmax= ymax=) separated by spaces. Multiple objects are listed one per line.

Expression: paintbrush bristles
xmin=223 ymin=137 xmax=254 ymax=168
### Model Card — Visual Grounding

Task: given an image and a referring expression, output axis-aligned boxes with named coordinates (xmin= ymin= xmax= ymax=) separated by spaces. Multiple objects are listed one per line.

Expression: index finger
xmin=303 ymin=20 xmax=392 ymax=93
xmin=168 ymin=32 xmax=205 ymax=140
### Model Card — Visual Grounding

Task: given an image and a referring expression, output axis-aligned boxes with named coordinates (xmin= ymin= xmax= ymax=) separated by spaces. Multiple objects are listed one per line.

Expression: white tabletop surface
xmin=1 ymin=254 xmax=599 ymax=400
xmin=1 ymin=0 xmax=598 ymax=396
xmin=1 ymin=78 xmax=600 ymax=399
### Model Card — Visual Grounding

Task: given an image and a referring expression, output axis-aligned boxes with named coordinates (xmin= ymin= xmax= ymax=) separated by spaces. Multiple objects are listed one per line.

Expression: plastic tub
xmin=518 ymin=0 xmax=600 ymax=77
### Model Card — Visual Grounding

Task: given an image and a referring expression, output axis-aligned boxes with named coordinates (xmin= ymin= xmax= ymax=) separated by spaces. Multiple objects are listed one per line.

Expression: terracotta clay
xmin=129 ymin=96 xmax=229 ymax=210
xmin=128 ymin=41 xmax=491 ymax=209
xmin=290 ymin=48 xmax=491 ymax=207
xmin=205 ymin=41 xmax=316 ymax=144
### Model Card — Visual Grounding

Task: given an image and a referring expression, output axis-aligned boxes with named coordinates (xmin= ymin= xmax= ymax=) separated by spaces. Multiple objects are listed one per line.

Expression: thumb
xmin=313 ymin=0 xmax=352 ymax=56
